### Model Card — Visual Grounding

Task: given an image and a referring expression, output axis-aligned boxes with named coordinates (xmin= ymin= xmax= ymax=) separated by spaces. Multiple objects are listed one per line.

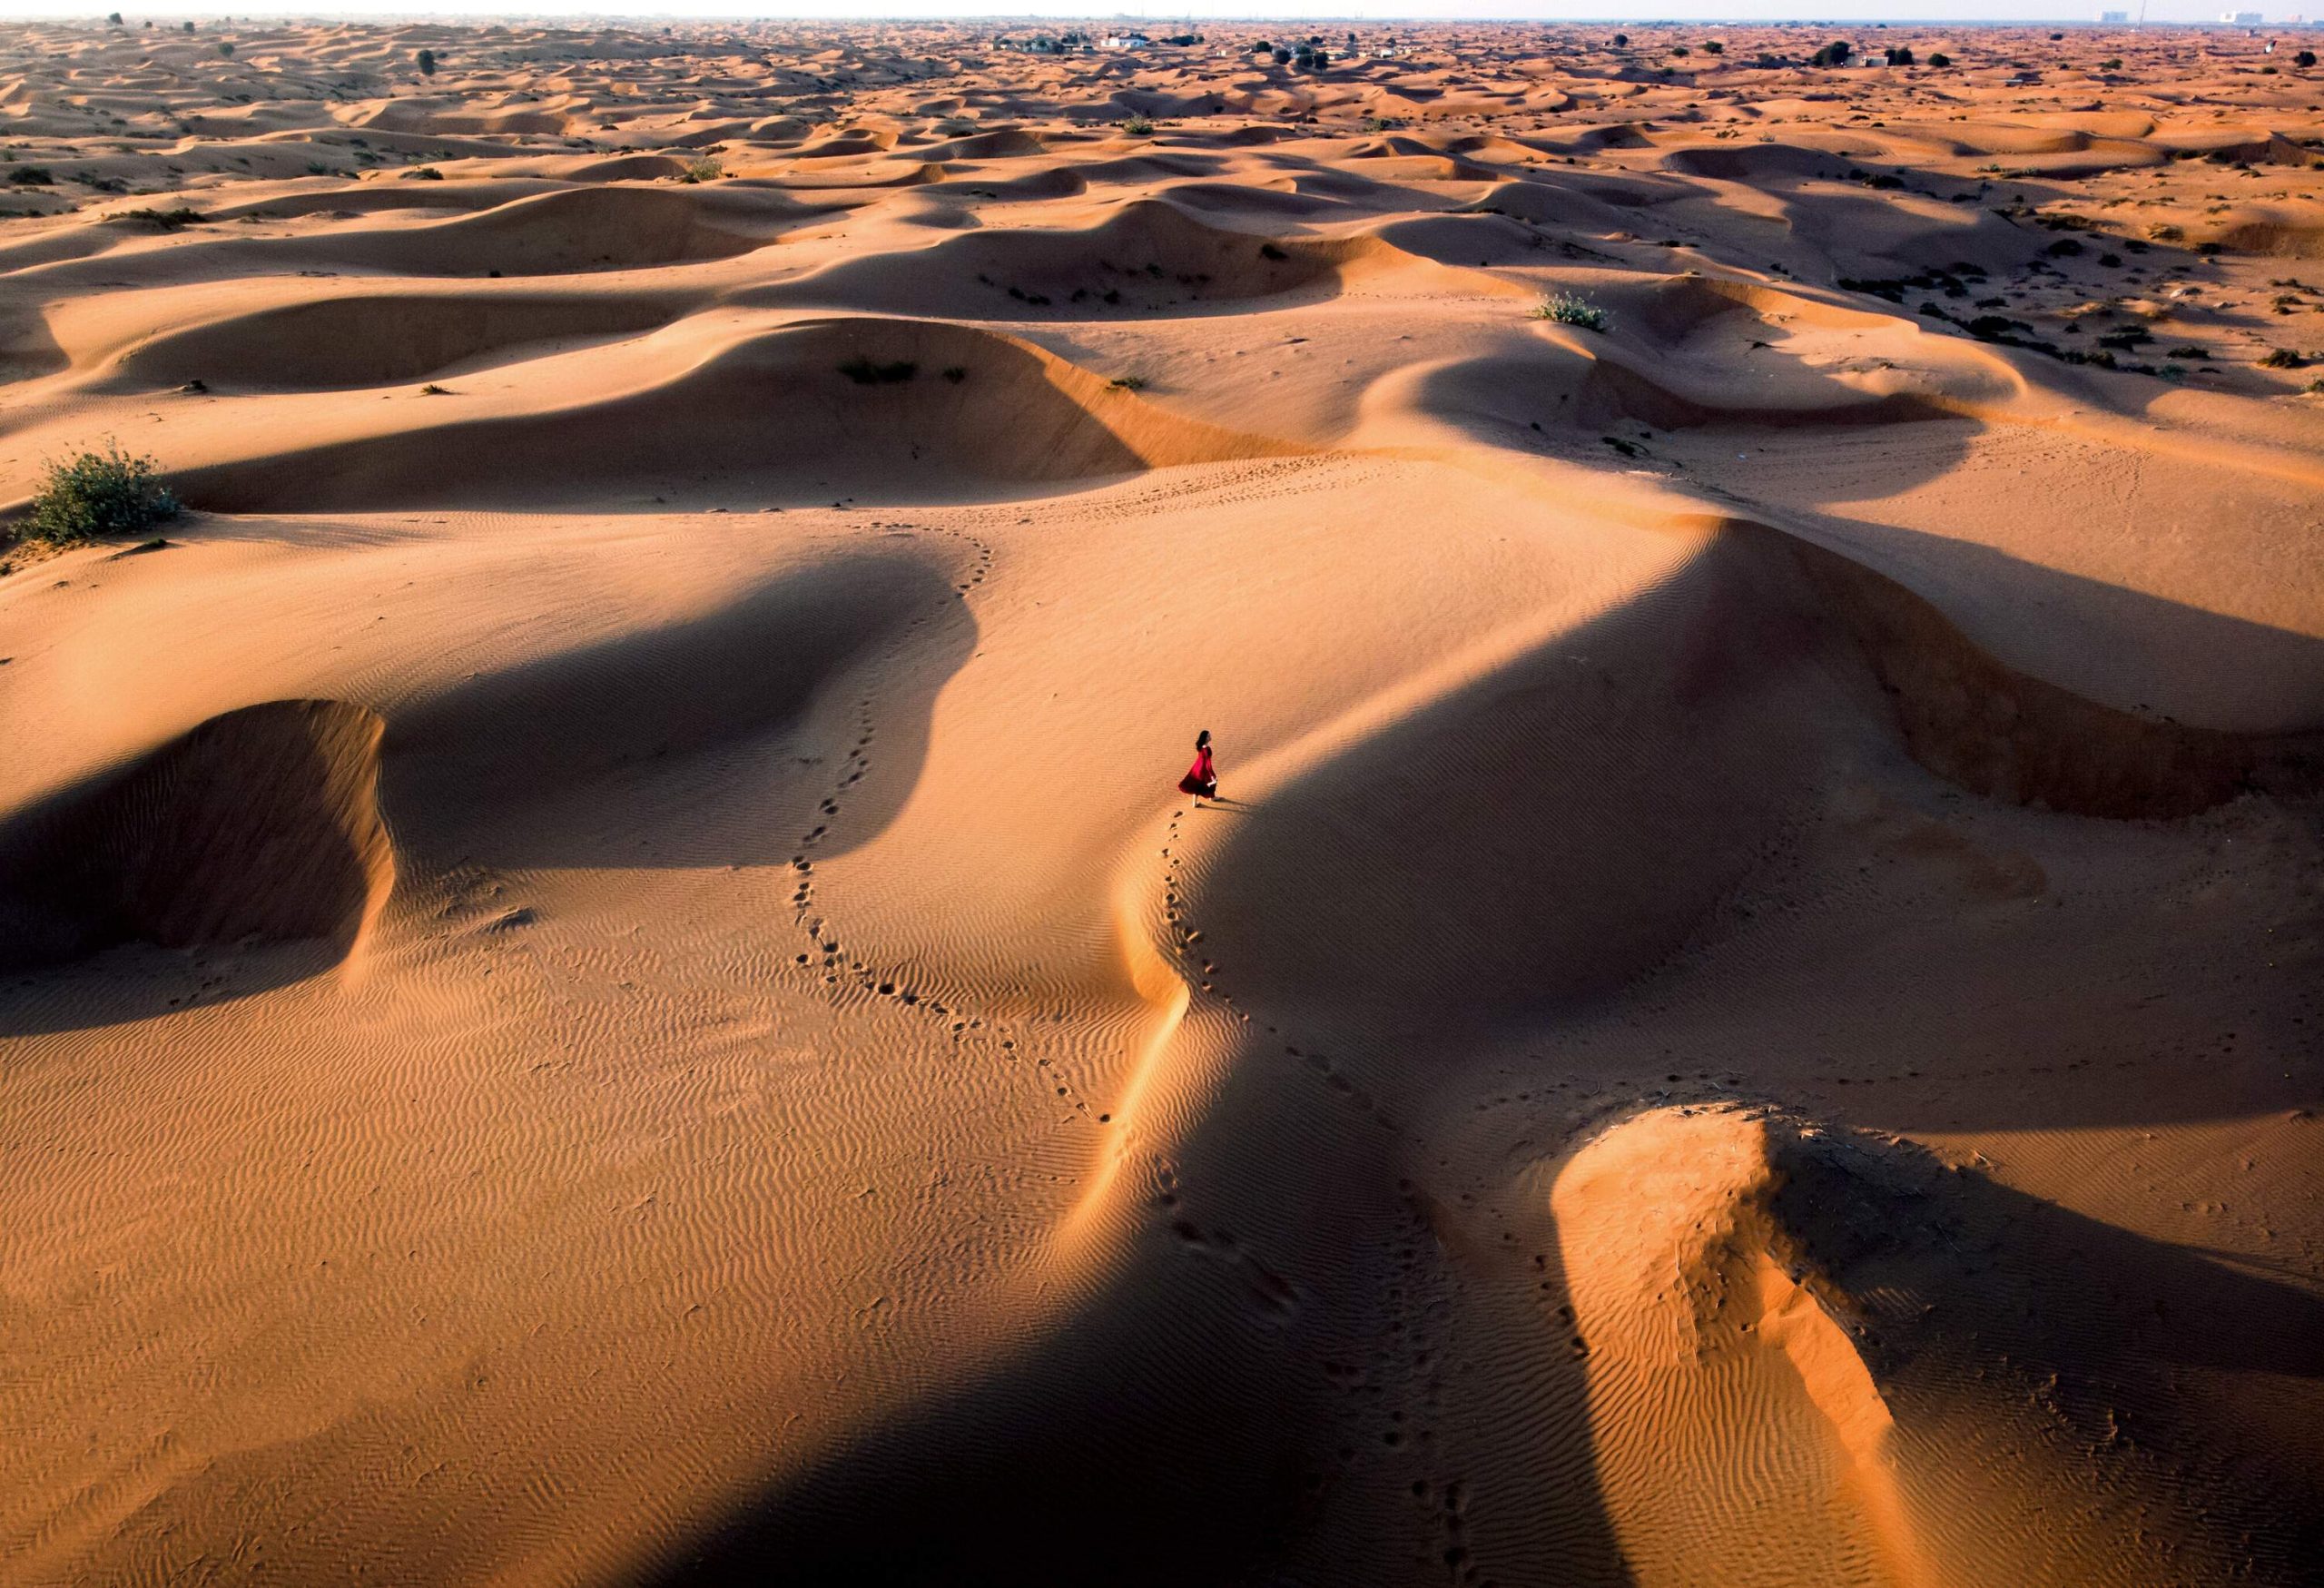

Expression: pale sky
xmin=0 ymin=0 xmax=2311 ymax=25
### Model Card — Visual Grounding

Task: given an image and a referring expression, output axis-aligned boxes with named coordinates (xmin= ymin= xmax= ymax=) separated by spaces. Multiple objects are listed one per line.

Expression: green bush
xmin=20 ymin=444 xmax=179 ymax=547
xmin=1530 ymin=291 xmax=1611 ymax=332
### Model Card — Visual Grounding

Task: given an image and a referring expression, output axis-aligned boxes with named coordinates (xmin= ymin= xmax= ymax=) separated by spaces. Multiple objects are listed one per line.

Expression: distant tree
xmin=2298 ymin=49 xmax=2319 ymax=67
xmin=1611 ymin=33 xmax=1629 ymax=47
xmin=1812 ymin=40 xmax=1853 ymax=67
xmin=417 ymin=47 xmax=437 ymax=75
xmin=1272 ymin=47 xmax=1290 ymax=64
xmin=181 ymin=19 xmax=193 ymax=30
xmin=1671 ymin=44 xmax=1690 ymax=55
xmin=1702 ymin=40 xmax=1724 ymax=54
xmin=1886 ymin=45 xmax=1915 ymax=65
xmin=1927 ymin=51 xmax=1953 ymax=67
xmin=106 ymin=10 xmax=122 ymax=23
xmin=216 ymin=39 xmax=233 ymax=56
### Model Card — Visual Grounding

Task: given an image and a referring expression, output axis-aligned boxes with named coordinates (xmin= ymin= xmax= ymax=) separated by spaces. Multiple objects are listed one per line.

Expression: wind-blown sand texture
xmin=3 ymin=16 xmax=2322 ymax=1587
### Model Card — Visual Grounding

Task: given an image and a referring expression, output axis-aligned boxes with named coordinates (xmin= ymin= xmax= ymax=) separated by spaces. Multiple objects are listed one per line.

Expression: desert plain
xmin=1 ymin=12 xmax=2322 ymax=1586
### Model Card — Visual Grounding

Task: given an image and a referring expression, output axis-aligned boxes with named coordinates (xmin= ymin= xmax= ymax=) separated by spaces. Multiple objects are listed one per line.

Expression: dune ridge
xmin=1 ymin=17 xmax=2319 ymax=1588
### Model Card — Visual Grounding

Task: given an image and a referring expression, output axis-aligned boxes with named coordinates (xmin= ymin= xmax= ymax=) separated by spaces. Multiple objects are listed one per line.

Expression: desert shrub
xmin=117 ymin=206 xmax=204 ymax=229
xmin=2165 ymin=344 xmax=2209 ymax=359
xmin=941 ymin=366 xmax=967 ymax=383
xmin=838 ymin=358 xmax=916 ymax=384
xmin=1108 ymin=374 xmax=1147 ymax=391
xmin=1703 ymin=41 xmax=1724 ymax=54
xmin=679 ymin=156 xmax=722 ymax=182
xmin=1123 ymin=116 xmax=1154 ymax=135
xmin=406 ymin=165 xmax=444 ymax=181
xmin=2297 ymin=50 xmax=2318 ymax=67
xmin=1530 ymin=291 xmax=1611 ymax=332
xmin=9 ymin=166 xmax=54 ymax=186
xmin=418 ymin=48 xmax=437 ymax=75
xmin=20 ymin=444 xmax=178 ymax=548
xmin=2260 ymin=348 xmax=2306 ymax=369
xmin=1927 ymin=52 xmax=1953 ymax=67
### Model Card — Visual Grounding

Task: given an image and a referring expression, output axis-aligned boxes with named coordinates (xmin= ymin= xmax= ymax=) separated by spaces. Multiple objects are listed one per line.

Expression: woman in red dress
xmin=1177 ymin=730 xmax=1218 ymax=802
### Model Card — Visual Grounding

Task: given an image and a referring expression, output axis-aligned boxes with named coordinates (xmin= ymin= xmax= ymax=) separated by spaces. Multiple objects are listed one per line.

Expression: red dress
xmin=1178 ymin=747 xmax=1216 ymax=797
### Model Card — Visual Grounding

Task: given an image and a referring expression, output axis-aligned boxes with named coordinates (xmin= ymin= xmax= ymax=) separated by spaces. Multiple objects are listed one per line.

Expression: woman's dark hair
xmin=1196 ymin=730 xmax=1211 ymax=749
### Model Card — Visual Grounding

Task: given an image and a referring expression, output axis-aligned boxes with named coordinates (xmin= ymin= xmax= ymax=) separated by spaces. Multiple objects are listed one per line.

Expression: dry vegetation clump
xmin=17 ymin=444 xmax=179 ymax=548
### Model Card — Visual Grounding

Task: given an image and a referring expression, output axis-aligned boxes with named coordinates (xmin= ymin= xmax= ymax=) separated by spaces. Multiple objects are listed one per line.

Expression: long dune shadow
xmin=1161 ymin=512 xmax=2321 ymax=1128
xmin=1783 ymin=1131 xmax=2324 ymax=1577
xmin=637 ymin=1018 xmax=1637 ymax=1588
xmin=0 ymin=546 xmax=974 ymax=1037
xmin=1753 ymin=503 xmax=2324 ymax=735
xmin=379 ymin=545 xmax=972 ymax=873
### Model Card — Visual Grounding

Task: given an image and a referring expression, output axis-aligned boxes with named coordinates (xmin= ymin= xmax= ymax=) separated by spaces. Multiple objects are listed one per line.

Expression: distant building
xmin=2098 ymin=9 xmax=2129 ymax=20
xmin=1099 ymin=33 xmax=1150 ymax=50
xmin=2221 ymin=10 xmax=2263 ymax=22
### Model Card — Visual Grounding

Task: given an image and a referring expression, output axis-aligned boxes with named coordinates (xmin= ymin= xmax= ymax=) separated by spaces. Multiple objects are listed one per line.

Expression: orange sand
xmin=1 ymin=17 xmax=2320 ymax=1587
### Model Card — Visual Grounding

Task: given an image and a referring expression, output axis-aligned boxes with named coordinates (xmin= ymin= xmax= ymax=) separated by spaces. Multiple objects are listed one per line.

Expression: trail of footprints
xmin=1159 ymin=805 xmax=1407 ymax=1139
xmin=774 ymin=538 xmax=1497 ymax=1573
xmin=778 ymin=520 xmax=1106 ymax=1127
xmin=1158 ymin=807 xmax=1531 ymax=1587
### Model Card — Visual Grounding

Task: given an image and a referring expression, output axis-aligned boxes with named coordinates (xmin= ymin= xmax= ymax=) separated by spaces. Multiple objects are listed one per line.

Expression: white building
xmin=2221 ymin=10 xmax=2263 ymax=22
xmin=1100 ymin=33 xmax=1150 ymax=50
xmin=2098 ymin=9 xmax=2129 ymax=21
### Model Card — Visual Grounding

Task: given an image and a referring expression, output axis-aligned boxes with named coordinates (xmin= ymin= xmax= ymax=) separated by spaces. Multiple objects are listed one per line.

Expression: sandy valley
xmin=1 ymin=14 xmax=2322 ymax=1586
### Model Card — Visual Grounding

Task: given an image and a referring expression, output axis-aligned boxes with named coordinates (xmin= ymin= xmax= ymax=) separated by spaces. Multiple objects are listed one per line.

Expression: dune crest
xmin=1554 ymin=1109 xmax=1934 ymax=1588
xmin=1 ymin=16 xmax=2319 ymax=1588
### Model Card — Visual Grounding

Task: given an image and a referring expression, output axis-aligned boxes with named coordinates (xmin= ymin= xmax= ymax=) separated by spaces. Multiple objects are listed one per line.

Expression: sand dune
xmin=2 ymin=16 xmax=2320 ymax=1588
